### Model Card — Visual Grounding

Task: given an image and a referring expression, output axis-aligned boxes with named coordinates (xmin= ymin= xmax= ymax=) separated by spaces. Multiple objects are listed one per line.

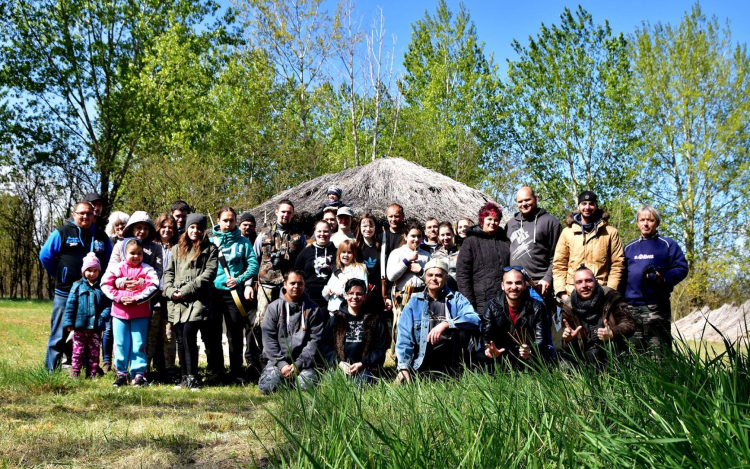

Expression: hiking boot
xmin=132 ymin=374 xmax=149 ymax=387
xmin=186 ymin=375 xmax=202 ymax=391
xmin=101 ymin=361 xmax=111 ymax=373
xmin=113 ymin=374 xmax=128 ymax=387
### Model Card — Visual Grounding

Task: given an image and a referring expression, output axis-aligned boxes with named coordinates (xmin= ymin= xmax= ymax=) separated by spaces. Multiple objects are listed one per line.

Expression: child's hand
xmin=125 ymin=278 xmax=144 ymax=291
xmin=121 ymin=297 xmax=136 ymax=305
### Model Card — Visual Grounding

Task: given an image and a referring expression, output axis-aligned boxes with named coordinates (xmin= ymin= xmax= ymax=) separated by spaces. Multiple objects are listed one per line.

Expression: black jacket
xmin=482 ymin=290 xmax=550 ymax=365
xmin=321 ymin=306 xmax=389 ymax=369
xmin=456 ymin=226 xmax=510 ymax=315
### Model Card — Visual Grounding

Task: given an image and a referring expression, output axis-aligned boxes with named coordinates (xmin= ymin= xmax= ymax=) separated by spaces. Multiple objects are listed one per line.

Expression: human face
xmin=345 ymin=286 xmax=365 ymax=311
xmin=578 ymin=201 xmax=597 ymax=222
xmin=438 ymin=226 xmax=455 ymax=248
xmin=638 ymin=212 xmax=659 ymax=238
xmin=482 ymin=212 xmax=500 ymax=235
xmin=276 ymin=203 xmax=294 ymax=225
xmin=516 ymin=188 xmax=538 ymax=217
xmin=405 ymin=229 xmax=422 ymax=250
xmin=131 ymin=222 xmax=150 ymax=241
xmin=574 ymin=270 xmax=597 ymax=300
xmin=328 ymin=194 xmax=339 ymax=202
xmin=339 ymin=248 xmax=354 ymax=266
xmin=125 ymin=243 xmax=143 ymax=267
xmin=239 ymin=220 xmax=256 ymax=238
xmin=337 ymin=214 xmax=352 ymax=231
xmin=172 ymin=209 xmax=188 ymax=229
xmin=218 ymin=211 xmax=236 ymax=233
xmin=457 ymin=219 xmax=471 ymax=238
xmin=314 ymin=222 xmax=331 ymax=245
xmin=73 ymin=203 xmax=95 ymax=229
xmin=502 ymin=270 xmax=526 ymax=301
xmin=159 ymin=221 xmax=175 ymax=244
xmin=114 ymin=221 xmax=127 ymax=238
xmin=90 ymin=200 xmax=103 ymax=216
xmin=323 ymin=211 xmax=338 ymax=233
xmin=187 ymin=224 xmax=204 ymax=243
xmin=425 ymin=269 xmax=447 ymax=295
xmin=386 ymin=206 xmax=404 ymax=232
xmin=424 ymin=219 xmax=439 ymax=243
xmin=83 ymin=267 xmax=100 ymax=283
xmin=359 ymin=219 xmax=375 ymax=242
xmin=284 ymin=273 xmax=305 ymax=302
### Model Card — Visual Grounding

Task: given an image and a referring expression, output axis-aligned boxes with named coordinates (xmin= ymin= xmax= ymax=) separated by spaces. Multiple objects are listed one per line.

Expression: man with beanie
xmin=40 ymin=201 xmax=112 ymax=370
xmin=395 ymin=258 xmax=480 ymax=383
xmin=238 ymin=212 xmax=257 ymax=244
xmin=506 ymin=187 xmax=562 ymax=349
xmin=552 ymin=191 xmax=625 ymax=301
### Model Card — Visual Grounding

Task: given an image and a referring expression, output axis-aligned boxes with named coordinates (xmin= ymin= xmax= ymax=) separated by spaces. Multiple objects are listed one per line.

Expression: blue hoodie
xmin=624 ymin=233 xmax=688 ymax=305
xmin=210 ymin=226 xmax=259 ymax=291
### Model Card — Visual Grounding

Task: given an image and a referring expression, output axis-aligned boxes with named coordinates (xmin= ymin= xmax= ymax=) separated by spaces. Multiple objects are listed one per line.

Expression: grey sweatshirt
xmin=506 ymin=208 xmax=562 ymax=284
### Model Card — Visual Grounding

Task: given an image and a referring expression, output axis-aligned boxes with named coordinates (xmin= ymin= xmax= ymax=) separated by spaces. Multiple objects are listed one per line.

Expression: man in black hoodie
xmin=506 ymin=187 xmax=562 ymax=349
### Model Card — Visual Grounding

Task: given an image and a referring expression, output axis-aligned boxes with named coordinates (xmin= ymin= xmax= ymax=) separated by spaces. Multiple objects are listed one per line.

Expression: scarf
xmin=570 ymin=283 xmax=605 ymax=329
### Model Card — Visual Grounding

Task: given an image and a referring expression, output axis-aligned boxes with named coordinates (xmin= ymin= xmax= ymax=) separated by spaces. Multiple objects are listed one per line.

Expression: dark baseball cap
xmin=577 ymin=191 xmax=598 ymax=204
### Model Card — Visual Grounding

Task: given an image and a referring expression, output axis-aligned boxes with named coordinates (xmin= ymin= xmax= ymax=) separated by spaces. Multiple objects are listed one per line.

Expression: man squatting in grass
xmin=259 ymin=270 xmax=326 ymax=394
xmin=624 ymin=205 xmax=688 ymax=357
xmin=395 ymin=258 xmax=480 ymax=383
xmin=561 ymin=266 xmax=635 ymax=365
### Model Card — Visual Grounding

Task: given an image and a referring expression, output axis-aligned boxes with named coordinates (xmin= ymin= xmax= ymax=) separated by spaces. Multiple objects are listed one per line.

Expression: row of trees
xmin=1 ymin=0 xmax=749 ymax=311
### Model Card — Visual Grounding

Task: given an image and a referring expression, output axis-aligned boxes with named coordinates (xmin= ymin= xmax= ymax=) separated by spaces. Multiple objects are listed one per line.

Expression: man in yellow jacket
xmin=552 ymin=191 xmax=624 ymax=301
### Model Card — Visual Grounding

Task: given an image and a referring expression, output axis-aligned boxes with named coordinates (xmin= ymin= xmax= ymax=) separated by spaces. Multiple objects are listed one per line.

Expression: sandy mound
xmin=672 ymin=300 xmax=750 ymax=343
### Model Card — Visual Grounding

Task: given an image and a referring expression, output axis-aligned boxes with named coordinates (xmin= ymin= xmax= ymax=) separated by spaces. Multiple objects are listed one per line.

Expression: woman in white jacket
xmin=323 ymin=239 xmax=368 ymax=313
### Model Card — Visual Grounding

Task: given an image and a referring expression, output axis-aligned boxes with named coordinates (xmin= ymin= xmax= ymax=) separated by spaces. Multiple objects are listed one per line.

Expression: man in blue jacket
xmin=39 ymin=201 xmax=112 ymax=371
xmin=624 ymin=205 xmax=688 ymax=356
xmin=395 ymin=258 xmax=480 ymax=382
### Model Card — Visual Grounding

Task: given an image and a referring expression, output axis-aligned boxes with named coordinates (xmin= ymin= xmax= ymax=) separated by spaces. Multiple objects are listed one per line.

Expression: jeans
xmin=102 ymin=316 xmax=114 ymax=364
xmin=45 ymin=294 xmax=70 ymax=371
xmin=112 ymin=317 xmax=149 ymax=378
xmin=258 ymin=364 xmax=318 ymax=394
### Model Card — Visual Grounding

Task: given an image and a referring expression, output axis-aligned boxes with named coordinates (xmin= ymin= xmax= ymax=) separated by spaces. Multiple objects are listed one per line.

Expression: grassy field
xmin=2 ymin=299 xmax=749 ymax=468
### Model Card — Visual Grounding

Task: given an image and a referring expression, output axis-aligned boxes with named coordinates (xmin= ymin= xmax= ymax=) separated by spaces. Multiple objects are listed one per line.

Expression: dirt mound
xmin=672 ymin=300 xmax=750 ymax=343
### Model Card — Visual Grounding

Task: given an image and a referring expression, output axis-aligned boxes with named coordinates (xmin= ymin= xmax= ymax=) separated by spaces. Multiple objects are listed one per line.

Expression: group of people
xmin=39 ymin=184 xmax=689 ymax=393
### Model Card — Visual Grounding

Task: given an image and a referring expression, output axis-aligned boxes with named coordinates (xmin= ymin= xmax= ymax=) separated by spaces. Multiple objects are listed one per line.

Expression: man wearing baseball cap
xmin=552 ymin=190 xmax=625 ymax=301
xmin=394 ymin=258 xmax=479 ymax=383
xmin=331 ymin=206 xmax=356 ymax=248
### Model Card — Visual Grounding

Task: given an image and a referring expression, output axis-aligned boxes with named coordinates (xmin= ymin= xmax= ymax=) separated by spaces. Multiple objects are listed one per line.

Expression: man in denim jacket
xmin=395 ymin=258 xmax=480 ymax=383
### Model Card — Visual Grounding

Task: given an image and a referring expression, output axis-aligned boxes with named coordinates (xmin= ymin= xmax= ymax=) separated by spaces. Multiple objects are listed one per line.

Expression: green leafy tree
xmin=505 ymin=6 xmax=639 ymax=218
xmin=632 ymin=4 xmax=750 ymax=305
xmin=399 ymin=0 xmax=505 ymax=187
xmin=0 ymin=0 xmax=228 ymax=213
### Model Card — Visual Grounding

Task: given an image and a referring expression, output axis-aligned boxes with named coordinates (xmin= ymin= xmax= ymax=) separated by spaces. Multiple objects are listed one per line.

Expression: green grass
xmin=2 ymin=299 xmax=748 ymax=468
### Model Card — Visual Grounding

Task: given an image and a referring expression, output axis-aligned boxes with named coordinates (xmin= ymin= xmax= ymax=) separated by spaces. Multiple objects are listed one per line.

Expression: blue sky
xmin=219 ymin=0 xmax=750 ymax=76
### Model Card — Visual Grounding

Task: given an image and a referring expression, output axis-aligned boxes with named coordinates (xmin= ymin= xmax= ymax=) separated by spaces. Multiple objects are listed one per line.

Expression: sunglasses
xmin=503 ymin=266 xmax=524 ymax=272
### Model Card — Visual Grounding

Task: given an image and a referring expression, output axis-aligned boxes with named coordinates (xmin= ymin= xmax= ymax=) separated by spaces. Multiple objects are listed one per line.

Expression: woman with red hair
xmin=456 ymin=202 xmax=511 ymax=315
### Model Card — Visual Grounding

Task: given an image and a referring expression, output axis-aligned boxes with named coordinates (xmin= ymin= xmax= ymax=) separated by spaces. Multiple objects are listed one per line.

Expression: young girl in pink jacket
xmin=101 ymin=238 xmax=160 ymax=387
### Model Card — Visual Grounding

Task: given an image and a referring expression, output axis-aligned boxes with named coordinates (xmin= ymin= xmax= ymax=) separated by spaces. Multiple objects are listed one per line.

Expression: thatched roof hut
xmin=250 ymin=157 xmax=501 ymax=228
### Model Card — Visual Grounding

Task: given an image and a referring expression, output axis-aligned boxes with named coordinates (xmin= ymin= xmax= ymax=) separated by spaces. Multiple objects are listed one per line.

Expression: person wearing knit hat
xmin=315 ymin=185 xmax=348 ymax=220
xmin=185 ymin=213 xmax=207 ymax=231
xmin=62 ymin=252 xmax=111 ymax=379
xmin=552 ymin=190 xmax=625 ymax=301
xmin=394 ymin=253 xmax=479 ymax=384
xmin=238 ymin=212 xmax=257 ymax=244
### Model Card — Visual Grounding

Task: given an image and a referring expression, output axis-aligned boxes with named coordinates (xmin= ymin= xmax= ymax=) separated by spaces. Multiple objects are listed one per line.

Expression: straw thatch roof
xmin=250 ymin=157 xmax=500 ymax=227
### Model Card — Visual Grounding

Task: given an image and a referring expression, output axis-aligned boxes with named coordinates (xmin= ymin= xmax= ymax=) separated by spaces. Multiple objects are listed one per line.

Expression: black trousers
xmin=214 ymin=289 xmax=250 ymax=376
xmin=174 ymin=321 xmax=210 ymax=377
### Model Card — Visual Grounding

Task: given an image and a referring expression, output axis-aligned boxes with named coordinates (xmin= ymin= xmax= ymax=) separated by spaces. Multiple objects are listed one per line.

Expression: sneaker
xmin=173 ymin=376 xmax=188 ymax=390
xmin=113 ymin=374 xmax=128 ymax=387
xmin=70 ymin=371 xmax=80 ymax=379
xmin=101 ymin=362 xmax=111 ymax=373
xmin=203 ymin=373 xmax=224 ymax=387
xmin=186 ymin=375 xmax=202 ymax=391
xmin=132 ymin=374 xmax=149 ymax=387
xmin=90 ymin=368 xmax=104 ymax=379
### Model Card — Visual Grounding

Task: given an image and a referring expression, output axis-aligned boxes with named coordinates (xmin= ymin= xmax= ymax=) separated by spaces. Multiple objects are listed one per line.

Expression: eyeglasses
xmin=75 ymin=211 xmax=94 ymax=217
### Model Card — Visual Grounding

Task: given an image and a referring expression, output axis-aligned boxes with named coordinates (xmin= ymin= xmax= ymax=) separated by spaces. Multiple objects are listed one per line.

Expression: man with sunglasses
xmin=40 ymin=201 xmax=112 ymax=371
xmin=482 ymin=266 xmax=552 ymax=368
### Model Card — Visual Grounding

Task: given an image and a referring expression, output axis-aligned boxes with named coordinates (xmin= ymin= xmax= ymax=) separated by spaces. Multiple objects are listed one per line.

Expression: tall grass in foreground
xmin=266 ymin=336 xmax=750 ymax=468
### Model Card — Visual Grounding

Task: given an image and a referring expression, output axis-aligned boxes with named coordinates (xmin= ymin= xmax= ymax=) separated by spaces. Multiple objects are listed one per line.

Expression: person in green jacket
xmin=164 ymin=214 xmax=218 ymax=391
xmin=210 ymin=207 xmax=260 ymax=384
